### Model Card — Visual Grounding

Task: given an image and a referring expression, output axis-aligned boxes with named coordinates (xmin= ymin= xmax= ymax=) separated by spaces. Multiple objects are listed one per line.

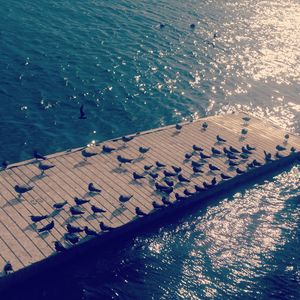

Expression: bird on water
xmin=79 ymin=104 xmax=87 ymax=119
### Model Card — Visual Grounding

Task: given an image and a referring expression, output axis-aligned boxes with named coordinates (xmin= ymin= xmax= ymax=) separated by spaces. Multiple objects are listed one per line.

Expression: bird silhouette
xmin=84 ymin=226 xmax=98 ymax=236
xmin=139 ymin=147 xmax=150 ymax=156
xmin=175 ymin=193 xmax=185 ymax=201
xmin=275 ymin=152 xmax=284 ymax=159
xmin=119 ymin=194 xmax=133 ymax=203
xmin=276 ymin=145 xmax=286 ymax=151
xmin=162 ymin=196 xmax=172 ymax=205
xmin=216 ymin=135 xmax=226 ymax=143
xmin=163 ymin=170 xmax=177 ymax=177
xmin=202 ymin=122 xmax=208 ymax=130
xmin=88 ymin=183 xmax=102 ymax=193
xmin=252 ymin=159 xmax=262 ymax=166
xmin=211 ymin=177 xmax=217 ymax=185
xmin=53 ymin=201 xmax=68 ymax=210
xmin=172 ymin=166 xmax=182 ymax=173
xmin=183 ymin=189 xmax=194 ymax=196
xmin=200 ymin=152 xmax=211 ymax=160
xmin=240 ymin=153 xmax=249 ymax=160
xmin=149 ymin=172 xmax=159 ymax=180
xmin=223 ymin=147 xmax=233 ymax=155
xmin=144 ymin=164 xmax=153 ymax=171
xmin=155 ymin=182 xmax=173 ymax=194
xmin=156 ymin=161 xmax=166 ymax=168
xmin=117 ymin=155 xmax=134 ymax=166
xmin=229 ymin=160 xmax=239 ymax=166
xmin=241 ymin=146 xmax=252 ymax=154
xmin=81 ymin=149 xmax=97 ymax=161
xmin=227 ymin=153 xmax=239 ymax=160
xmin=185 ymin=152 xmax=193 ymax=160
xmin=133 ymin=172 xmax=145 ymax=180
xmin=54 ymin=241 xmax=67 ymax=252
xmin=192 ymin=166 xmax=204 ymax=174
xmin=263 ymin=151 xmax=272 ymax=162
xmin=236 ymin=168 xmax=245 ymax=175
xmin=247 ymin=162 xmax=254 ymax=169
xmin=246 ymin=144 xmax=255 ymax=151
xmin=178 ymin=174 xmax=190 ymax=183
xmin=3 ymin=262 xmax=13 ymax=274
xmin=229 ymin=146 xmax=240 ymax=153
xmin=175 ymin=124 xmax=182 ymax=131
xmin=15 ymin=184 xmax=33 ymax=197
xmin=70 ymin=206 xmax=85 ymax=216
xmin=38 ymin=161 xmax=55 ymax=175
xmin=191 ymin=161 xmax=203 ymax=168
xmin=195 ymin=185 xmax=205 ymax=192
xmin=290 ymin=147 xmax=296 ymax=152
xmin=102 ymin=145 xmax=116 ymax=153
xmin=203 ymin=182 xmax=213 ymax=189
xmin=100 ymin=221 xmax=113 ymax=232
xmin=74 ymin=197 xmax=90 ymax=206
xmin=209 ymin=164 xmax=220 ymax=172
xmin=67 ymin=223 xmax=83 ymax=234
xmin=163 ymin=178 xmax=174 ymax=187
xmin=193 ymin=145 xmax=204 ymax=152
xmin=79 ymin=105 xmax=87 ymax=119
xmin=38 ymin=220 xmax=54 ymax=233
xmin=122 ymin=136 xmax=134 ymax=143
xmin=211 ymin=147 xmax=222 ymax=155
xmin=136 ymin=207 xmax=147 ymax=217
xmin=221 ymin=173 xmax=231 ymax=180
xmin=241 ymin=128 xmax=248 ymax=135
xmin=30 ymin=215 xmax=48 ymax=223
xmin=33 ymin=150 xmax=46 ymax=160
xmin=65 ymin=233 xmax=79 ymax=245
xmin=152 ymin=201 xmax=164 ymax=209
xmin=91 ymin=205 xmax=106 ymax=214
xmin=1 ymin=160 xmax=9 ymax=170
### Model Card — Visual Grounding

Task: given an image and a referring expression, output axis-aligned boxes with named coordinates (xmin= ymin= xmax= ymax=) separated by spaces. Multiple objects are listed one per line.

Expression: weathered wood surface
xmin=0 ymin=112 xmax=299 ymax=280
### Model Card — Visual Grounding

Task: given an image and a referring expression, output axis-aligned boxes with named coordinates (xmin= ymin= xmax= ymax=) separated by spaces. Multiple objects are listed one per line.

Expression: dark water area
xmin=0 ymin=0 xmax=299 ymax=299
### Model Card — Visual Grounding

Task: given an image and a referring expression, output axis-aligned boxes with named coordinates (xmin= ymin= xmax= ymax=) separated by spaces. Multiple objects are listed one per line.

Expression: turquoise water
xmin=1 ymin=0 xmax=300 ymax=299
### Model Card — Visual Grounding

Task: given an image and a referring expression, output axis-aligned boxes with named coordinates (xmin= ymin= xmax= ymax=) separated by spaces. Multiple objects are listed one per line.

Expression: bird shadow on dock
xmin=109 ymin=206 xmax=127 ymax=220
xmin=2 ymin=197 xmax=22 ymax=208
xmin=112 ymin=167 xmax=128 ymax=174
xmin=23 ymin=224 xmax=36 ymax=232
xmin=37 ymin=231 xmax=50 ymax=239
xmin=30 ymin=174 xmax=45 ymax=182
xmin=171 ymin=131 xmax=180 ymax=137
xmin=129 ymin=180 xmax=142 ymax=186
xmin=86 ymin=214 xmax=102 ymax=221
xmin=73 ymin=161 xmax=91 ymax=168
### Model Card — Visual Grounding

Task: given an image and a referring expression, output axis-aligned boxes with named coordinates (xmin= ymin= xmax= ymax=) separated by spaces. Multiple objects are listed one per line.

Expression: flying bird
xmin=276 ymin=145 xmax=286 ymax=151
xmin=79 ymin=104 xmax=87 ymax=119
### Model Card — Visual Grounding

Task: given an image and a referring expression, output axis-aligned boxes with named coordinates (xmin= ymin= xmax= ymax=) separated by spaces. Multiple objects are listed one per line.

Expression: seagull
xmin=191 ymin=161 xmax=204 ymax=168
xmin=3 ymin=262 xmax=13 ymax=274
xmin=64 ymin=233 xmax=79 ymax=245
xmin=221 ymin=173 xmax=231 ymax=180
xmin=117 ymin=155 xmax=134 ymax=166
xmin=38 ymin=220 xmax=55 ymax=233
xmin=242 ymin=116 xmax=251 ymax=124
xmin=276 ymin=145 xmax=286 ymax=151
xmin=38 ymin=161 xmax=55 ymax=175
xmin=152 ymin=201 xmax=164 ymax=209
xmin=241 ymin=146 xmax=252 ymax=154
xmin=195 ymin=185 xmax=205 ymax=192
xmin=163 ymin=170 xmax=177 ymax=177
xmin=193 ymin=166 xmax=204 ymax=174
xmin=79 ymin=104 xmax=87 ymax=119
xmin=54 ymin=241 xmax=67 ymax=252
xmin=139 ymin=147 xmax=150 ymax=155
xmin=84 ymin=226 xmax=98 ymax=237
xmin=91 ymin=205 xmax=106 ymax=214
xmin=74 ymin=197 xmax=90 ymax=206
xmin=185 ymin=152 xmax=193 ymax=160
xmin=1 ymin=160 xmax=9 ymax=170
xmin=14 ymin=184 xmax=33 ymax=197
xmin=200 ymin=152 xmax=211 ymax=160
xmin=156 ymin=161 xmax=166 ymax=168
xmin=81 ymin=149 xmax=97 ymax=161
xmin=70 ymin=206 xmax=85 ymax=216
xmin=172 ymin=166 xmax=182 ymax=173
xmin=211 ymin=147 xmax=222 ymax=155
xmin=122 ymin=136 xmax=134 ymax=145
xmin=67 ymin=223 xmax=83 ymax=234
xmin=53 ymin=201 xmax=68 ymax=210
xmin=193 ymin=145 xmax=204 ymax=152
xmin=144 ymin=164 xmax=153 ymax=171
xmin=178 ymin=174 xmax=190 ymax=183
xmin=163 ymin=178 xmax=174 ymax=187
xmin=102 ymin=145 xmax=116 ymax=153
xmin=236 ymin=168 xmax=245 ymax=175
xmin=135 ymin=207 xmax=147 ymax=217
xmin=33 ymin=150 xmax=46 ymax=160
xmin=246 ymin=144 xmax=256 ymax=151
xmin=119 ymin=194 xmax=133 ymax=203
xmin=149 ymin=172 xmax=159 ymax=180
xmin=99 ymin=221 xmax=113 ymax=232
xmin=229 ymin=146 xmax=240 ymax=153
xmin=133 ymin=172 xmax=145 ymax=180
xmin=88 ymin=183 xmax=102 ymax=193
xmin=30 ymin=215 xmax=48 ymax=223
xmin=175 ymin=124 xmax=182 ymax=131
xmin=209 ymin=164 xmax=220 ymax=172
xmin=202 ymin=122 xmax=208 ymax=130
xmin=162 ymin=196 xmax=172 ymax=205
xmin=216 ymin=135 xmax=226 ymax=143
xmin=229 ymin=160 xmax=239 ymax=166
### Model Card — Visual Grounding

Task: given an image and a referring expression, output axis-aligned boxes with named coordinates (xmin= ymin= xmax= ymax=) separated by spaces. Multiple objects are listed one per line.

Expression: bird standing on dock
xmin=79 ymin=104 xmax=87 ymax=119
xmin=241 ymin=146 xmax=252 ymax=154
xmin=185 ymin=152 xmax=193 ymax=160
xmin=53 ymin=200 xmax=68 ymax=210
xmin=178 ymin=174 xmax=190 ymax=183
xmin=139 ymin=146 xmax=150 ymax=156
xmin=81 ymin=149 xmax=97 ymax=161
xmin=236 ymin=168 xmax=245 ymax=175
xmin=144 ymin=164 xmax=153 ymax=171
xmin=152 ymin=201 xmax=164 ymax=209
xmin=200 ymin=152 xmax=211 ymax=160
xmin=119 ymin=194 xmax=133 ymax=203
xmin=284 ymin=134 xmax=289 ymax=144
xmin=33 ymin=150 xmax=46 ymax=160
xmin=38 ymin=220 xmax=55 ymax=233
xmin=70 ymin=206 xmax=85 ymax=216
xmin=202 ymin=122 xmax=208 ymax=130
xmin=91 ymin=205 xmax=106 ymax=214
xmin=122 ymin=136 xmax=134 ymax=147
xmin=14 ymin=184 xmax=33 ymax=198
xmin=162 ymin=196 xmax=172 ymax=205
xmin=102 ymin=145 xmax=116 ymax=154
xmin=88 ymin=183 xmax=102 ymax=193
xmin=54 ymin=241 xmax=67 ymax=252
xmin=67 ymin=223 xmax=84 ymax=234
xmin=1 ymin=160 xmax=9 ymax=170
xmin=242 ymin=116 xmax=251 ymax=125
xmin=216 ymin=135 xmax=226 ymax=143
xmin=135 ymin=207 xmax=147 ymax=217
xmin=38 ymin=161 xmax=55 ymax=176
xmin=117 ymin=155 xmax=134 ymax=166
xmin=133 ymin=172 xmax=145 ymax=180
xmin=74 ymin=197 xmax=90 ymax=206
xmin=164 ymin=170 xmax=177 ymax=177
xmin=192 ymin=166 xmax=204 ymax=174
xmin=149 ymin=172 xmax=159 ymax=180
xmin=65 ymin=233 xmax=79 ymax=245
xmin=241 ymin=128 xmax=248 ymax=137
xmin=229 ymin=146 xmax=240 ymax=153
xmin=246 ymin=144 xmax=255 ymax=151
xmin=30 ymin=215 xmax=48 ymax=223
xmin=193 ymin=145 xmax=204 ymax=152
xmin=276 ymin=145 xmax=286 ymax=151
xmin=163 ymin=178 xmax=174 ymax=187
xmin=175 ymin=124 xmax=182 ymax=132
xmin=3 ymin=262 xmax=13 ymax=274
xmin=209 ymin=164 xmax=220 ymax=172
xmin=172 ymin=166 xmax=182 ymax=174
xmin=99 ymin=221 xmax=113 ymax=232
xmin=212 ymin=147 xmax=222 ymax=156
xmin=84 ymin=226 xmax=98 ymax=237
xmin=221 ymin=173 xmax=231 ymax=180
xmin=156 ymin=161 xmax=166 ymax=168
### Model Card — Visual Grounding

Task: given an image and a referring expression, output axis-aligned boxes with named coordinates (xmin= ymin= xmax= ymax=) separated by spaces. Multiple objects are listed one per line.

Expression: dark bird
xmin=212 ymin=147 xmax=222 ymax=155
xmin=156 ymin=161 xmax=166 ymax=168
xmin=38 ymin=161 xmax=55 ymax=175
xmin=195 ymin=185 xmax=205 ymax=192
xmin=159 ymin=23 xmax=165 ymax=29
xmin=135 ymin=207 xmax=147 ymax=217
xmin=241 ymin=146 xmax=252 ymax=154
xmin=229 ymin=160 xmax=239 ymax=167
xmin=240 ymin=153 xmax=249 ymax=160
xmin=175 ymin=124 xmax=182 ymax=131
xmin=211 ymin=177 xmax=217 ymax=185
xmin=117 ymin=155 xmax=134 ymax=166
xmin=264 ymin=151 xmax=272 ymax=161
xmin=164 ymin=170 xmax=177 ymax=177
xmin=38 ymin=220 xmax=55 ymax=233
xmin=100 ymin=221 xmax=113 ymax=232
xmin=133 ymin=172 xmax=145 ymax=180
xmin=70 ymin=206 xmax=85 ymax=216
xmin=163 ymin=178 xmax=174 ymax=187
xmin=119 ymin=194 xmax=133 ymax=203
xmin=193 ymin=145 xmax=204 ymax=152
xmin=144 ymin=164 xmax=153 ymax=171
xmin=139 ymin=147 xmax=150 ymax=155
xmin=213 ymin=32 xmax=218 ymax=38
xmin=191 ymin=161 xmax=203 ymax=168
xmin=252 ymin=159 xmax=262 ymax=167
xmin=203 ymin=182 xmax=213 ymax=189
xmin=284 ymin=134 xmax=289 ymax=143
xmin=54 ymin=241 xmax=67 ymax=252
xmin=223 ymin=147 xmax=233 ymax=155
xmin=290 ymin=146 xmax=296 ymax=152
xmin=152 ymin=201 xmax=164 ymax=209
xmin=193 ymin=166 xmax=204 ymax=174
xmin=185 ymin=152 xmax=193 ymax=160
xmin=242 ymin=116 xmax=251 ymax=123
xmin=3 ymin=262 xmax=13 ymax=274
xmin=33 ymin=150 xmax=46 ymax=160
xmin=229 ymin=146 xmax=240 ymax=153
xmin=30 ymin=215 xmax=48 ymax=223
xmin=236 ymin=168 xmax=245 ymax=175
xmin=84 ymin=226 xmax=98 ymax=236
xmin=149 ymin=172 xmax=159 ymax=180
xmin=88 ymin=183 xmax=102 ymax=193
xmin=200 ymin=152 xmax=211 ymax=160
xmin=227 ymin=153 xmax=239 ymax=160
xmin=175 ymin=193 xmax=186 ymax=201
xmin=221 ymin=173 xmax=231 ymax=180
xmin=216 ymin=135 xmax=226 ymax=143
xmin=1 ymin=160 xmax=9 ymax=170
xmin=155 ymin=182 xmax=173 ymax=194
xmin=190 ymin=23 xmax=196 ymax=29
xmin=172 ymin=166 xmax=182 ymax=173
xmin=276 ymin=145 xmax=286 ymax=151
xmin=15 ymin=184 xmax=33 ymax=197
xmin=275 ymin=152 xmax=284 ymax=159
xmin=178 ymin=174 xmax=190 ymax=183
xmin=183 ymin=189 xmax=194 ymax=196
xmin=91 ymin=205 xmax=106 ymax=214
xmin=67 ymin=223 xmax=83 ymax=234
xmin=209 ymin=164 xmax=220 ymax=172
xmin=102 ymin=145 xmax=116 ymax=153
xmin=202 ymin=122 xmax=208 ymax=130
xmin=79 ymin=104 xmax=87 ymax=119
xmin=74 ymin=197 xmax=90 ymax=206
xmin=53 ymin=201 xmax=68 ymax=210
xmin=241 ymin=128 xmax=248 ymax=135
xmin=65 ymin=233 xmax=79 ymax=245
xmin=162 ymin=196 xmax=172 ymax=206
xmin=81 ymin=149 xmax=97 ymax=161
xmin=122 ymin=136 xmax=134 ymax=143
xmin=246 ymin=144 xmax=256 ymax=151
xmin=247 ymin=162 xmax=254 ymax=169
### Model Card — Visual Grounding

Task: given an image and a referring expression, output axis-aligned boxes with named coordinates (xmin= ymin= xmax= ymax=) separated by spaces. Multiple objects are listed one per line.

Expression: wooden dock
xmin=0 ymin=112 xmax=299 ymax=287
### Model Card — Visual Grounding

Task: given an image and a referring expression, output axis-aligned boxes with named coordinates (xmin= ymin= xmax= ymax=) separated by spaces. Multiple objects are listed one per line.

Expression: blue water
xmin=1 ymin=0 xmax=300 ymax=299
